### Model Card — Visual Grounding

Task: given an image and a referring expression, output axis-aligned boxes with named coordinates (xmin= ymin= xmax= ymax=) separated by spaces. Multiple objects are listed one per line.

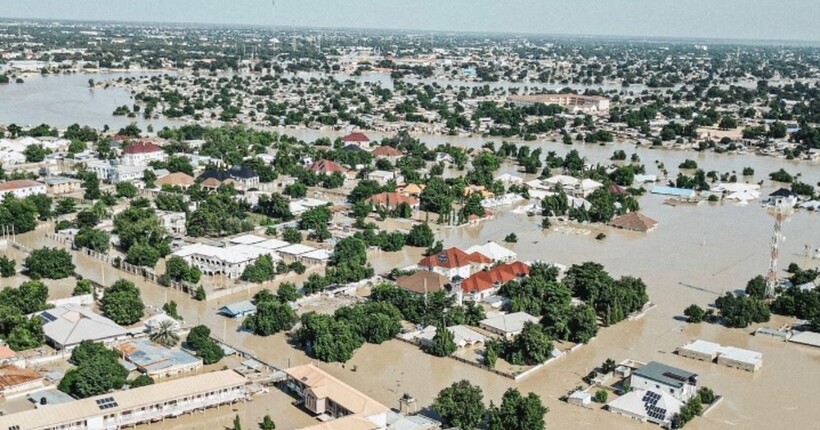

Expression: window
xmin=670 ymin=388 xmax=674 ymax=394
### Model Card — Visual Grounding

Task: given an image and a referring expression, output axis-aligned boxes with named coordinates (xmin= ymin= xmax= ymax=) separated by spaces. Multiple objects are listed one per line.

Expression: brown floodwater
xmin=2 ymin=142 xmax=819 ymax=430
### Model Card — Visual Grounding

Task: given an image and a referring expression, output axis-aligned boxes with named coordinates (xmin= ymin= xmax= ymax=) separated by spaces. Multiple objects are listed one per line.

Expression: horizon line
xmin=1 ymin=16 xmax=819 ymax=47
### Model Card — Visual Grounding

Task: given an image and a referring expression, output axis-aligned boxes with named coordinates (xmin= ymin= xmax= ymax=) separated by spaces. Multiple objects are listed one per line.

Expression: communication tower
xmin=766 ymin=202 xmax=793 ymax=297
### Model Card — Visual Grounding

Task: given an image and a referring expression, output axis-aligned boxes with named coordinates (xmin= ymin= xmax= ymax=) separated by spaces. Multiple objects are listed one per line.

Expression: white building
xmin=120 ymin=141 xmax=167 ymax=166
xmin=607 ymin=389 xmax=683 ymax=428
xmin=479 ymin=312 xmax=540 ymax=340
xmin=677 ymin=339 xmax=763 ymax=372
xmin=465 ymin=241 xmax=517 ymax=263
xmin=0 ymin=370 xmax=247 ymax=430
xmin=0 ymin=180 xmax=46 ymax=199
xmin=367 ymin=170 xmax=402 ymax=185
xmin=38 ymin=304 xmax=131 ymax=350
xmin=157 ymin=211 xmax=187 ymax=238
xmin=172 ymin=243 xmax=280 ymax=279
xmin=630 ymin=362 xmax=698 ymax=403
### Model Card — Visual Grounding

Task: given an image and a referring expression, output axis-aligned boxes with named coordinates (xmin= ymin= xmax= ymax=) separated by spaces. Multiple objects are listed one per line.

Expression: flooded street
xmin=1 ymin=72 xmax=819 ymax=429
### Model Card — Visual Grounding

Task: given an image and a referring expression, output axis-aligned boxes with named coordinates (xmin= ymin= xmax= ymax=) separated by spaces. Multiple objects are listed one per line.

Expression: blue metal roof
xmin=219 ymin=300 xmax=257 ymax=317
xmin=650 ymin=186 xmax=696 ymax=198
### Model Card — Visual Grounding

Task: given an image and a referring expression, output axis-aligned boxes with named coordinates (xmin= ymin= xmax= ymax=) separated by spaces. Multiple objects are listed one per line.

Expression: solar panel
xmin=662 ymin=371 xmax=688 ymax=382
xmin=96 ymin=397 xmax=118 ymax=410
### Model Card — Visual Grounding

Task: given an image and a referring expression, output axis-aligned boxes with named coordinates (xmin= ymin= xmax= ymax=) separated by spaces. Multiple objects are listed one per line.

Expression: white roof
xmin=711 ymin=183 xmax=760 ymax=193
xmin=580 ymin=178 xmax=603 ymax=190
xmin=368 ymin=170 xmax=395 ymax=179
xmin=465 ymin=241 xmax=517 ymax=262
xmin=679 ymin=339 xmax=722 ymax=357
xmin=607 ymin=389 xmax=682 ymax=424
xmin=448 ymin=325 xmax=486 ymax=347
xmin=255 ymin=238 xmax=290 ymax=250
xmin=229 ymin=234 xmax=268 ymax=245
xmin=39 ymin=304 xmax=127 ymax=348
xmin=544 ymin=175 xmax=580 ymax=186
xmin=633 ymin=174 xmax=658 ymax=183
xmin=719 ymin=346 xmax=762 ymax=365
xmin=173 ymin=243 xmax=279 ymax=264
xmin=277 ymin=244 xmax=316 ymax=256
xmin=301 ymin=249 xmax=332 ymax=261
xmin=480 ymin=312 xmax=539 ymax=334
xmin=495 ymin=173 xmax=524 ymax=184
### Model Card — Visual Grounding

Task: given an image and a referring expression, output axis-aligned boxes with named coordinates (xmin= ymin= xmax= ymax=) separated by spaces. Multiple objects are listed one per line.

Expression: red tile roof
xmin=461 ymin=262 xmax=529 ymax=293
xmin=368 ymin=192 xmax=419 ymax=209
xmin=308 ymin=159 xmax=346 ymax=174
xmin=418 ymin=247 xmax=491 ymax=270
xmin=372 ymin=146 xmax=402 ymax=157
xmin=342 ymin=132 xmax=370 ymax=142
xmin=0 ymin=180 xmax=44 ymax=192
xmin=122 ymin=141 xmax=163 ymax=154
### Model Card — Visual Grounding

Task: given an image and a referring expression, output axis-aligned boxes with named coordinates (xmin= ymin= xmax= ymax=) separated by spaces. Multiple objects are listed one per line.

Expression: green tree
xmin=73 ymin=279 xmax=94 ymax=296
xmin=277 ymin=282 xmax=301 ymax=302
xmin=61 ymin=341 xmax=128 ymax=398
xmin=233 ymin=414 xmax=242 ymax=430
xmin=425 ymin=324 xmax=457 ymax=357
xmin=101 ymin=279 xmax=145 ymax=325
xmin=512 ymin=322 xmax=553 ymax=365
xmin=129 ymin=374 xmax=155 ymax=388
xmin=432 ymin=380 xmax=485 ymax=430
xmin=745 ymin=275 xmax=767 ymax=300
xmin=260 ymin=414 xmax=276 ymax=430
xmin=163 ymin=300 xmax=181 ymax=319
xmin=194 ymin=285 xmax=206 ymax=301
xmin=73 ymin=227 xmax=110 ymax=252
xmin=0 ymin=256 xmax=15 ymax=277
xmin=149 ymin=320 xmax=180 ymax=347
xmin=24 ymin=144 xmax=49 ymax=162
xmin=115 ymin=181 xmax=138 ymax=198
xmin=24 ymin=247 xmax=75 ymax=279
xmin=683 ymin=304 xmax=706 ymax=323
xmin=406 ymin=223 xmax=435 ymax=248
xmin=241 ymin=254 xmax=277 ymax=283
xmin=186 ymin=325 xmax=211 ymax=350
xmin=165 ymin=256 xmax=201 ymax=284
xmin=486 ymin=388 xmax=548 ymax=430
xmin=82 ymin=173 xmax=101 ymax=200
xmin=242 ymin=294 xmax=298 ymax=336
xmin=282 ymin=227 xmax=302 ymax=244
xmin=594 ymin=390 xmax=608 ymax=403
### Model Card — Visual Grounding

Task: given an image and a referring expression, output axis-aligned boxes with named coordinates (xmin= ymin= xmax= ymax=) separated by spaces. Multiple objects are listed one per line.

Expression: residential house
xmin=0 ymin=180 xmax=46 ymax=199
xmin=0 ymin=370 xmax=248 ymax=430
xmin=157 ymin=211 xmax=187 ymax=237
xmin=371 ymin=145 xmax=402 ymax=161
xmin=417 ymin=247 xmax=491 ymax=280
xmin=367 ymin=170 xmax=402 ymax=186
xmin=764 ymin=188 xmax=798 ymax=207
xmin=115 ymin=340 xmax=203 ymax=379
xmin=44 ymin=176 xmax=82 ymax=195
xmin=460 ymin=261 xmax=529 ymax=302
xmin=608 ymin=212 xmax=658 ymax=233
xmin=479 ymin=312 xmax=540 ymax=340
xmin=678 ymin=340 xmax=763 ymax=373
xmin=219 ymin=300 xmax=257 ymax=318
xmin=172 ymin=243 xmax=279 ymax=279
xmin=155 ymin=172 xmax=195 ymax=189
xmin=198 ymin=166 xmax=260 ymax=190
xmin=607 ymin=389 xmax=683 ymax=428
xmin=368 ymin=192 xmax=419 ymax=211
xmin=415 ymin=325 xmax=486 ymax=348
xmin=121 ymin=141 xmax=167 ymax=166
xmin=38 ymin=304 xmax=131 ymax=350
xmin=308 ymin=159 xmax=347 ymax=176
xmin=630 ymin=361 xmax=698 ymax=402
xmin=465 ymin=241 xmax=517 ymax=263
xmin=284 ymin=364 xmax=390 ymax=428
xmin=0 ymin=365 xmax=44 ymax=398
xmin=341 ymin=132 xmax=372 ymax=149
xmin=395 ymin=271 xmax=450 ymax=295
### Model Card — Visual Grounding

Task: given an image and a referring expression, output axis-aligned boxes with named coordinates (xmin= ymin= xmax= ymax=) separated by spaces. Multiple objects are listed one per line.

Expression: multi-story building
xmin=0 ymin=370 xmax=247 ymax=430
xmin=630 ymin=361 xmax=698 ymax=402
xmin=120 ymin=141 xmax=166 ymax=166
xmin=417 ymin=247 xmax=490 ymax=280
xmin=0 ymin=180 xmax=47 ymax=199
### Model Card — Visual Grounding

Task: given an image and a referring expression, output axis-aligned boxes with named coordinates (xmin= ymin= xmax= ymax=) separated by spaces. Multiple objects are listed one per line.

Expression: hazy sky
xmin=4 ymin=0 xmax=820 ymax=41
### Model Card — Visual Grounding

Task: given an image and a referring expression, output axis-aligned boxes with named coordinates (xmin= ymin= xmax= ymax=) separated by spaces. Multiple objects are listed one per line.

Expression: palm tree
xmin=149 ymin=320 xmax=180 ymax=347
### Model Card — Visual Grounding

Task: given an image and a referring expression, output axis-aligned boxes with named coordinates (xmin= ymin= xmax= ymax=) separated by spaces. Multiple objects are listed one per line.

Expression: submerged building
xmin=0 ymin=370 xmax=248 ymax=430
